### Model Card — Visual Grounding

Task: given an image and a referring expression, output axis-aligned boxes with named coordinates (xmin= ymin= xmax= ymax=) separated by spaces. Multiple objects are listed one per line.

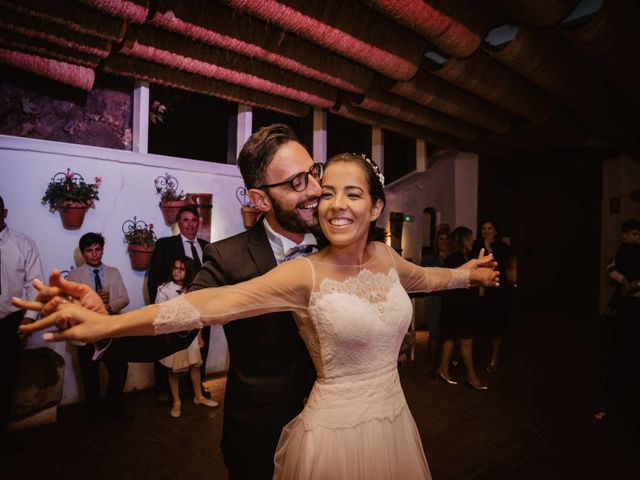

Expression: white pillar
xmin=312 ymin=108 xmax=327 ymax=163
xmin=372 ymin=126 xmax=384 ymax=173
xmin=237 ymin=104 xmax=253 ymax=158
xmin=228 ymin=104 xmax=253 ymax=164
xmin=132 ymin=81 xmax=149 ymax=154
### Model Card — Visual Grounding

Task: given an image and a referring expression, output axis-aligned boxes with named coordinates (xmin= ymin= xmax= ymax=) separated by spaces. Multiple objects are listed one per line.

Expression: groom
xmin=35 ymin=124 xmax=321 ymax=479
xmin=191 ymin=124 xmax=320 ymax=478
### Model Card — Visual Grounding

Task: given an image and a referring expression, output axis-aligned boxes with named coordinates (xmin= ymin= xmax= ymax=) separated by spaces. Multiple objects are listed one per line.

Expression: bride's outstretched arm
xmin=385 ymin=243 xmax=499 ymax=292
xmin=14 ymin=258 xmax=313 ymax=343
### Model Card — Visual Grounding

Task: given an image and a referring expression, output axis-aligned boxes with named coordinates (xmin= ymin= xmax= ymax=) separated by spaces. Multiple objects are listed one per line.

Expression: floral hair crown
xmin=359 ymin=154 xmax=385 ymax=187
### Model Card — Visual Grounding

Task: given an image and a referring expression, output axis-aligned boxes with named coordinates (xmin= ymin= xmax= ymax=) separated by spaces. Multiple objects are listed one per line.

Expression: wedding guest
xmin=156 ymin=256 xmax=218 ymax=418
xmin=68 ymin=232 xmax=131 ymax=421
xmin=421 ymin=225 xmax=451 ymax=375
xmin=148 ymin=205 xmax=209 ymax=404
xmin=0 ymin=195 xmax=43 ymax=452
xmin=438 ymin=226 xmax=487 ymax=390
xmin=473 ymin=219 xmax=511 ymax=374
xmin=598 ymin=219 xmax=640 ymax=419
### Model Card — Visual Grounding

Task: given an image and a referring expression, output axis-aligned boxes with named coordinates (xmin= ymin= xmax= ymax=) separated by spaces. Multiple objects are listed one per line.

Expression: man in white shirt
xmin=68 ymin=232 xmax=131 ymax=422
xmin=0 ymin=195 xmax=43 ymax=452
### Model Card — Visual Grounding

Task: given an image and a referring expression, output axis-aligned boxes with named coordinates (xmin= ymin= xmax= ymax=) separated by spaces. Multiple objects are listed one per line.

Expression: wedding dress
xmin=153 ymin=242 xmax=470 ymax=479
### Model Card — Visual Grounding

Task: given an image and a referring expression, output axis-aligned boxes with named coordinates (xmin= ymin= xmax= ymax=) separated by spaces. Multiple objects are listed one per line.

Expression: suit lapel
xmin=174 ymin=235 xmax=186 ymax=256
xmin=80 ymin=267 xmax=91 ymax=286
xmin=247 ymin=218 xmax=277 ymax=276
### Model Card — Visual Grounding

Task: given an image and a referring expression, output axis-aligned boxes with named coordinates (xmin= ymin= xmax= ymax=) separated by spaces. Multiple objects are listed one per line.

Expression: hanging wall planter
xmin=155 ymin=173 xmax=187 ymax=225
xmin=58 ymin=201 xmax=89 ymax=229
xmin=236 ymin=186 xmax=261 ymax=229
xmin=159 ymin=200 xmax=188 ymax=225
xmin=41 ymin=169 xmax=101 ymax=230
xmin=122 ymin=217 xmax=157 ymax=270
xmin=127 ymin=244 xmax=156 ymax=270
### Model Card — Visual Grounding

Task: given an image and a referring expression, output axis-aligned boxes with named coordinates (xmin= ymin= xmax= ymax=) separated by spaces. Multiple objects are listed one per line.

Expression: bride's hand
xmin=13 ymin=269 xmax=108 ymax=317
xmin=474 ymin=268 xmax=500 ymax=288
xmin=14 ymin=301 xmax=113 ymax=343
xmin=458 ymin=248 xmax=498 ymax=271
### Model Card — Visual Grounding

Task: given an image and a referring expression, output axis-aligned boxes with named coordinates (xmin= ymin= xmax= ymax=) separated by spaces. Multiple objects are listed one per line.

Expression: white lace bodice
xmin=300 ymin=268 xmax=412 ymax=381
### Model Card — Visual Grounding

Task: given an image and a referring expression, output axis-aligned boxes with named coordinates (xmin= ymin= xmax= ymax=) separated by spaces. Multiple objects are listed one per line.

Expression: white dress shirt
xmin=0 ymin=225 xmax=43 ymax=319
xmin=181 ymin=234 xmax=203 ymax=263
xmin=262 ymin=218 xmax=318 ymax=265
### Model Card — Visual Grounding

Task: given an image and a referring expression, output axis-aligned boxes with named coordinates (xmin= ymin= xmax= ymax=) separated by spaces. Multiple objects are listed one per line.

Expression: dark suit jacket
xmin=190 ymin=218 xmax=315 ymax=478
xmin=147 ymin=234 xmax=207 ymax=303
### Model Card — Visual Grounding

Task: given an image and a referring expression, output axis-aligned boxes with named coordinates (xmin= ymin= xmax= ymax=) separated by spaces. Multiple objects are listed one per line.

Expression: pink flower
xmin=65 ymin=170 xmax=75 ymax=179
xmin=94 ymin=176 xmax=102 ymax=187
xmin=148 ymin=223 xmax=154 ymax=230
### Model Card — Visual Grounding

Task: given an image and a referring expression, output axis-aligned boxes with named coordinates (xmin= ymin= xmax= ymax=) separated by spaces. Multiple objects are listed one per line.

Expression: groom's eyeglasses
xmin=257 ymin=163 xmax=324 ymax=192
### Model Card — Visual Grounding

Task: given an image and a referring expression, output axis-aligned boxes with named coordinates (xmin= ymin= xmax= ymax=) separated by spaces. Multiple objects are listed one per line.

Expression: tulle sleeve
xmin=383 ymin=243 xmax=470 ymax=293
xmin=153 ymin=258 xmax=312 ymax=335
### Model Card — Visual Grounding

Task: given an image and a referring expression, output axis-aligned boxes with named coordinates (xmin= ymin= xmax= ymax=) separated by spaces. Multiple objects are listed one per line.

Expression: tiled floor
xmin=2 ymin=310 xmax=638 ymax=479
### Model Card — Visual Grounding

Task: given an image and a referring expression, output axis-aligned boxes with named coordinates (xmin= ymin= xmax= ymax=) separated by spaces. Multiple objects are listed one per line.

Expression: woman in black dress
xmin=474 ymin=219 xmax=511 ymax=374
xmin=438 ymin=226 xmax=487 ymax=390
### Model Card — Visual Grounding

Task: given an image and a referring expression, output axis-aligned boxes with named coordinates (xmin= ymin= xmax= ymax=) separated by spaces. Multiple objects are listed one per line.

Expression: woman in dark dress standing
xmin=475 ymin=219 xmax=511 ymax=374
xmin=438 ymin=226 xmax=487 ymax=390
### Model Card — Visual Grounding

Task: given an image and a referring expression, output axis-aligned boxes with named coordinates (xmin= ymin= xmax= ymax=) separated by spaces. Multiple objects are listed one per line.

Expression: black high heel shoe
xmin=438 ymin=371 xmax=458 ymax=385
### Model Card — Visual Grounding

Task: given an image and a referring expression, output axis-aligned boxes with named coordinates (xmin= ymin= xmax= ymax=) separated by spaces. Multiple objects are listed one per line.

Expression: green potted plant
xmin=155 ymin=173 xmax=187 ymax=225
xmin=41 ymin=169 xmax=101 ymax=229
xmin=122 ymin=217 xmax=157 ymax=270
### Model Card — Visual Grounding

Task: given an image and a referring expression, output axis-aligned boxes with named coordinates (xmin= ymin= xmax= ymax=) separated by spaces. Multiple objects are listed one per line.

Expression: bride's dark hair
xmin=325 ymin=153 xmax=386 ymax=242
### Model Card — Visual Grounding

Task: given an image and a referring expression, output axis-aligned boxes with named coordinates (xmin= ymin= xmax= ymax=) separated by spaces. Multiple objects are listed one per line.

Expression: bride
xmin=16 ymin=153 xmax=499 ymax=479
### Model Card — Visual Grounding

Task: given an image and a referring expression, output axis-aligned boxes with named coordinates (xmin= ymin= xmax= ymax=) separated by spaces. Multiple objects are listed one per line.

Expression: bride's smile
xmin=319 ymin=162 xmax=383 ymax=251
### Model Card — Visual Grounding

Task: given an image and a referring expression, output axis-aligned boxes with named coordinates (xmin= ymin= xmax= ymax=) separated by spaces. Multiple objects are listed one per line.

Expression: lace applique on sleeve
xmin=153 ymin=295 xmax=203 ymax=335
xmin=446 ymin=269 xmax=470 ymax=289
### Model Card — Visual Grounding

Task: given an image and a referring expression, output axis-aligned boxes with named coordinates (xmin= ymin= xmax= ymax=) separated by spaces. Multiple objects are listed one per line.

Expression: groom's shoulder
xmin=205 ymin=225 xmax=259 ymax=255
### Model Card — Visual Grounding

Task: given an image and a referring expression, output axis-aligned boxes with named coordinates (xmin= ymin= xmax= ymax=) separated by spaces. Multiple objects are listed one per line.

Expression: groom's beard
xmin=268 ymin=193 xmax=317 ymax=234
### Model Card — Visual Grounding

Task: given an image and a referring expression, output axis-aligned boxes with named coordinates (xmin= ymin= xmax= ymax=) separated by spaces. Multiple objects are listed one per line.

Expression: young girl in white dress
xmin=156 ymin=256 xmax=218 ymax=418
xmin=18 ymin=153 xmax=500 ymax=479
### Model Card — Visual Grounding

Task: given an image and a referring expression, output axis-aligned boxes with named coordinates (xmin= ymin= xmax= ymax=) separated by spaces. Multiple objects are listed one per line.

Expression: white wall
xmin=1 ymin=134 xmax=248 ymax=405
xmin=599 ymin=153 xmax=640 ymax=311
xmin=383 ymin=149 xmax=478 ymax=262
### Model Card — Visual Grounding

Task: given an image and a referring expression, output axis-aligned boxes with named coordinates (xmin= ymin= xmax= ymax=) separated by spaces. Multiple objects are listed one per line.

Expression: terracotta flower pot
xmin=127 ymin=244 xmax=155 ymax=270
xmin=241 ymin=206 xmax=262 ymax=229
xmin=58 ymin=202 xmax=89 ymax=229
xmin=159 ymin=200 xmax=188 ymax=225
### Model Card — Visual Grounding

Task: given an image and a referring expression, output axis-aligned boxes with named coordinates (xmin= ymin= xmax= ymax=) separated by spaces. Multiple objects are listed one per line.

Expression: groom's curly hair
xmin=237 ymin=124 xmax=300 ymax=189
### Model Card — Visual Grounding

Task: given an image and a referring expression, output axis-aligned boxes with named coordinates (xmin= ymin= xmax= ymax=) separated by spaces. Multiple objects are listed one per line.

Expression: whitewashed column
xmin=132 ymin=81 xmax=149 ymax=154
xmin=372 ymin=126 xmax=384 ymax=173
xmin=312 ymin=108 xmax=327 ymax=163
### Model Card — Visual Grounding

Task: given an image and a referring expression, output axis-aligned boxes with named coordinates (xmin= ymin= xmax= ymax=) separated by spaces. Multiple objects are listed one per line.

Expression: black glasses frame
xmin=257 ymin=162 xmax=324 ymax=192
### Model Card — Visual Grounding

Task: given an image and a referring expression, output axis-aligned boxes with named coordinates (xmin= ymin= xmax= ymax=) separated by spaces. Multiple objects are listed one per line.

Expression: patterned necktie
xmin=188 ymin=241 xmax=201 ymax=268
xmin=93 ymin=269 xmax=102 ymax=291
xmin=284 ymin=244 xmax=315 ymax=262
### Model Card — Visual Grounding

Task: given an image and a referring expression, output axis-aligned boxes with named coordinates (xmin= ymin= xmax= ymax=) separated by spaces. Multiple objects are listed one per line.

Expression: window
xmin=252 ymin=107 xmax=312 ymax=152
xmin=148 ymin=85 xmax=231 ymax=163
xmin=383 ymin=129 xmax=416 ymax=184
xmin=327 ymin=112 xmax=371 ymax=159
